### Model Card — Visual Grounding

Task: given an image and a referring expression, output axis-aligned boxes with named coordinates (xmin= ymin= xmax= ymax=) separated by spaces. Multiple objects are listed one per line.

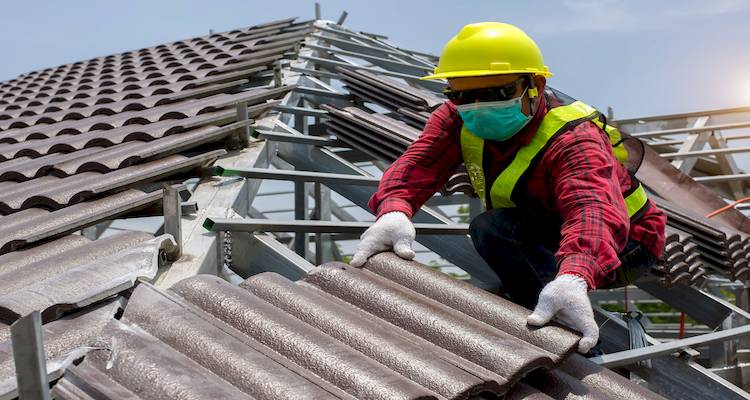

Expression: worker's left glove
xmin=527 ymin=274 xmax=599 ymax=354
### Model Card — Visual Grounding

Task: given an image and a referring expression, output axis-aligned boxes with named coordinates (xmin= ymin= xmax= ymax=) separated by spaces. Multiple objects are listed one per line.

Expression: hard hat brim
xmin=420 ymin=69 xmax=553 ymax=81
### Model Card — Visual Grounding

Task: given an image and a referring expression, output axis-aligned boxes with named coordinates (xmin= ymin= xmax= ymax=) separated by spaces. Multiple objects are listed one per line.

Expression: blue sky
xmin=2 ymin=0 xmax=749 ymax=118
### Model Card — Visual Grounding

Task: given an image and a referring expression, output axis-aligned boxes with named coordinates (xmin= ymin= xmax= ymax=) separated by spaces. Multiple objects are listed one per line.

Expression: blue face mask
xmin=456 ymin=92 xmax=532 ymax=141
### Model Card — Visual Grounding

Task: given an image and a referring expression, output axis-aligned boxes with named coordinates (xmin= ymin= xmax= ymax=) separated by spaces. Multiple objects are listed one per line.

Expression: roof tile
xmin=57 ymin=256 xmax=664 ymax=399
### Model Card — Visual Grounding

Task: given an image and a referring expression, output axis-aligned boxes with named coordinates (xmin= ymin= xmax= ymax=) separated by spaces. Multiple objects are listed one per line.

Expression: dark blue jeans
xmin=469 ymin=208 xmax=656 ymax=309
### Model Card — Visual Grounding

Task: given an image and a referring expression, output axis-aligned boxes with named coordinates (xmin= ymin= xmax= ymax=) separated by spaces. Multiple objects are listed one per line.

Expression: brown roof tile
xmin=0 ymin=232 xmax=173 ymax=323
xmin=0 ymin=300 xmax=121 ymax=399
xmin=56 ymin=257 xmax=664 ymax=400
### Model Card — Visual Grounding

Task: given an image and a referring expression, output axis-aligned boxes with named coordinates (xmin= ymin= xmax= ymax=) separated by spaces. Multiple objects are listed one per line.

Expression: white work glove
xmin=527 ymin=274 xmax=599 ymax=354
xmin=350 ymin=211 xmax=416 ymax=267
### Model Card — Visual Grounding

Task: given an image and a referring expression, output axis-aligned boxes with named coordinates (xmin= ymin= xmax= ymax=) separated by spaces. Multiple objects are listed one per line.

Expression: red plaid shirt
xmin=369 ymin=97 xmax=666 ymax=289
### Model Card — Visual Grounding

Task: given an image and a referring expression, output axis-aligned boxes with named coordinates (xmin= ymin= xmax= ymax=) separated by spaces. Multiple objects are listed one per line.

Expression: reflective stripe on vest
xmin=624 ymin=181 xmax=649 ymax=219
xmin=460 ymin=127 xmax=487 ymax=205
xmin=460 ymin=100 xmax=649 ymax=219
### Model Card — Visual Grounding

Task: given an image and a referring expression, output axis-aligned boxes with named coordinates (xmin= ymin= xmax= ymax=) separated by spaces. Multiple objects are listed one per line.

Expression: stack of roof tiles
xmin=653 ymin=226 xmax=705 ymax=287
xmin=52 ymin=252 xmax=664 ymax=400
xmin=336 ymin=67 xmax=442 ymax=128
xmin=322 ymin=73 xmax=476 ymax=197
xmin=322 ymin=103 xmax=420 ymax=161
xmin=654 ymin=197 xmax=750 ymax=282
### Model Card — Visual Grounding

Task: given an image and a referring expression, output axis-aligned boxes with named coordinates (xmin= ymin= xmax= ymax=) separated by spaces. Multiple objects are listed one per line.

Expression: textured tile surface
xmin=0 ymin=188 xmax=163 ymax=254
xmin=0 ymin=232 xmax=175 ymax=323
xmin=0 ymin=17 xmax=306 ymax=260
xmin=0 ymin=300 xmax=121 ymax=399
xmin=0 ymin=17 xmax=315 ymax=399
xmin=59 ymin=256 xmax=664 ymax=400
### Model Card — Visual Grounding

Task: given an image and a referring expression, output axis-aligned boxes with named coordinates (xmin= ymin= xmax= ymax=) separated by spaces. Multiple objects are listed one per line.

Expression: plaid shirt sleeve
xmin=545 ymin=121 xmax=631 ymax=289
xmin=368 ymin=102 xmax=463 ymax=218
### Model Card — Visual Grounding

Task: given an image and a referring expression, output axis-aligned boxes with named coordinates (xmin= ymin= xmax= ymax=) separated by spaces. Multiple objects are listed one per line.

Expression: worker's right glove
xmin=350 ymin=211 xmax=416 ymax=267
xmin=527 ymin=274 xmax=599 ymax=354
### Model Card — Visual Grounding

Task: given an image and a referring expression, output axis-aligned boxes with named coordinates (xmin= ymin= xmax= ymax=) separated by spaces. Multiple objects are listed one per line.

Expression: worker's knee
xmin=468 ymin=211 xmax=492 ymax=241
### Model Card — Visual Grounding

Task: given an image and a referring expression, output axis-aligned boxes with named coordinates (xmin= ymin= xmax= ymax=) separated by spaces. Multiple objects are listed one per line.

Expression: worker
xmin=350 ymin=22 xmax=666 ymax=354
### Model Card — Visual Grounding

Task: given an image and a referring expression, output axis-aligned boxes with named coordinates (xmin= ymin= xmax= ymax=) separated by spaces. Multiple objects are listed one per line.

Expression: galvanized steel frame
xmin=595 ymin=307 xmax=750 ymax=400
xmin=11 ymin=311 xmax=51 ymax=400
xmin=615 ymin=106 xmax=750 ymax=199
xmin=592 ymin=323 xmax=750 ymax=368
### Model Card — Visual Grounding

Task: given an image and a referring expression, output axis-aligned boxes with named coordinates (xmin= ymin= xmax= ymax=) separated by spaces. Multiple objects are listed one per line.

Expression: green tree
xmin=457 ymin=205 xmax=470 ymax=224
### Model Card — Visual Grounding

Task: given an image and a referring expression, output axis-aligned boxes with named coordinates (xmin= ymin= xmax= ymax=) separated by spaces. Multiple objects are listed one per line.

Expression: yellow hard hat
xmin=422 ymin=22 xmax=552 ymax=80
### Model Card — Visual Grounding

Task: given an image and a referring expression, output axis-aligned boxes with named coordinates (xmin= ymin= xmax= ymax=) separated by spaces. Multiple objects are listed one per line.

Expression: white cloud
xmin=534 ymin=0 xmax=750 ymax=34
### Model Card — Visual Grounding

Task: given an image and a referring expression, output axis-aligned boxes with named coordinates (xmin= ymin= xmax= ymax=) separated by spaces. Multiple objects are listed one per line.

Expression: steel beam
xmin=595 ymin=307 xmax=750 ymax=400
xmin=304 ymin=43 xmax=432 ymax=75
xmin=313 ymin=182 xmax=334 ymax=264
xmin=298 ymin=55 xmax=445 ymax=92
xmin=391 ymin=46 xmax=439 ymax=64
xmin=591 ymin=287 xmax=667 ymax=303
xmin=273 ymin=62 xmax=283 ymax=88
xmin=591 ymin=324 xmax=750 ymax=368
xmin=289 ymin=66 xmax=340 ymax=79
xmin=275 ymin=142 xmax=499 ymax=284
xmin=631 ymin=121 xmax=750 ymax=139
xmin=254 ymin=130 xmax=336 ymax=146
xmin=647 ymin=131 xmax=750 ymax=147
xmin=273 ymin=104 xmax=330 ymax=118
xmin=293 ymin=182 xmax=308 ymax=258
xmin=663 ymin=144 xmax=750 ymax=159
xmin=316 ymin=24 xmax=435 ymax=68
xmin=163 ymin=184 xmax=183 ymax=260
xmin=671 ymin=116 xmax=709 ymax=173
xmin=695 ymin=173 xmax=750 ymax=183
xmin=311 ymin=33 xmax=413 ymax=60
xmin=637 ymin=281 xmax=746 ymax=329
xmin=204 ymin=217 xmax=469 ymax=235
xmin=708 ymin=133 xmax=746 ymax=199
xmin=294 ymin=85 xmax=352 ymax=100
xmin=358 ymin=29 xmax=387 ymax=40
xmin=215 ymin=166 xmax=381 ymax=186
xmin=616 ymin=106 xmax=750 ymax=125
xmin=235 ymin=101 xmax=252 ymax=147
xmin=11 ymin=311 xmax=51 ymax=400
xmin=425 ymin=194 xmax=473 ymax=206
xmin=336 ymin=11 xmax=348 ymax=25
xmin=80 ymin=221 xmax=112 ymax=240
xmin=229 ymin=233 xmax=314 ymax=280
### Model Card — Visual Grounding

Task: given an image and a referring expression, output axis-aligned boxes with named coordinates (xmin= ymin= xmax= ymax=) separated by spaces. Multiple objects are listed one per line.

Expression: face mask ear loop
xmin=527 ymin=78 xmax=539 ymax=115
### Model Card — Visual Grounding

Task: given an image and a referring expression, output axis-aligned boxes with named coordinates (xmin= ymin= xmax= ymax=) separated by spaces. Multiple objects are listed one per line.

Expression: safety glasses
xmin=443 ymin=78 xmax=527 ymax=105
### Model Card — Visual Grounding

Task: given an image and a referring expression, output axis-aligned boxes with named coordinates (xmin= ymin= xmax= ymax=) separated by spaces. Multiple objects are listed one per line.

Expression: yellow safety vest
xmin=460 ymin=100 xmax=649 ymax=220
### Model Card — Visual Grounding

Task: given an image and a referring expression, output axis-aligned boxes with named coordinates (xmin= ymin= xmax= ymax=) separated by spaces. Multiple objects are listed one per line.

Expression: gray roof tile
xmin=0 ymin=232 xmax=174 ymax=323
xmin=0 ymin=150 xmax=223 ymax=213
xmin=0 ymin=300 xmax=121 ymax=399
xmin=0 ymin=188 xmax=163 ymax=254
xmin=56 ymin=257 xmax=664 ymax=400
